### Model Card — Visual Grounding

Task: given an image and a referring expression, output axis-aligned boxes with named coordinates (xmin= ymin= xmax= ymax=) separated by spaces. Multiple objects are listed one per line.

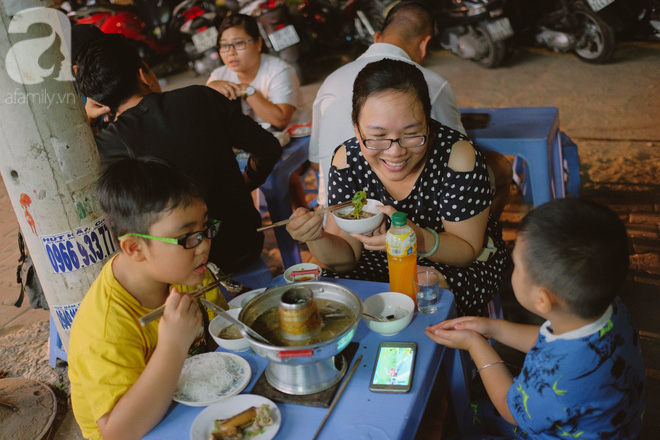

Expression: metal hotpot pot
xmin=238 ymin=281 xmax=362 ymax=395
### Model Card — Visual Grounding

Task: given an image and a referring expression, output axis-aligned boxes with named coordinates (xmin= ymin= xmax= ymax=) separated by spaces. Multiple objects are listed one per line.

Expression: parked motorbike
xmin=68 ymin=0 xmax=223 ymax=75
xmin=637 ymin=0 xmax=660 ymax=40
xmin=598 ymin=0 xmax=660 ymax=41
xmin=506 ymin=0 xmax=616 ymax=64
xmin=294 ymin=0 xmax=392 ymax=52
xmin=433 ymin=0 xmax=514 ymax=68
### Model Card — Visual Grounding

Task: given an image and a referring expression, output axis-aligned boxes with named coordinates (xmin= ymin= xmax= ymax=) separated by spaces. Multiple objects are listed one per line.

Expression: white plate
xmin=190 ymin=394 xmax=281 ymax=440
xmin=173 ymin=353 xmax=250 ymax=406
xmin=228 ymin=287 xmax=267 ymax=308
xmin=286 ymin=123 xmax=312 ymax=138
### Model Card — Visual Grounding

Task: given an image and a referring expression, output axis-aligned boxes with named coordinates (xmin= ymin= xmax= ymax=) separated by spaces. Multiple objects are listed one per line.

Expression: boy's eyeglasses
xmin=119 ymin=219 xmax=221 ymax=250
xmin=356 ymin=125 xmax=428 ymax=150
xmin=216 ymin=38 xmax=254 ymax=53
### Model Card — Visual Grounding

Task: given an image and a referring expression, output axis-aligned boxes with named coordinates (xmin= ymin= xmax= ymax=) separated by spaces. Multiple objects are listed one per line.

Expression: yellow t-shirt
xmin=68 ymin=256 xmax=228 ymax=439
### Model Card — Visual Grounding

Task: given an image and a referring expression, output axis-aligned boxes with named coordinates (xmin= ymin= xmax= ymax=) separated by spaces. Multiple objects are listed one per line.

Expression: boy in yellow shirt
xmin=68 ymin=157 xmax=229 ymax=440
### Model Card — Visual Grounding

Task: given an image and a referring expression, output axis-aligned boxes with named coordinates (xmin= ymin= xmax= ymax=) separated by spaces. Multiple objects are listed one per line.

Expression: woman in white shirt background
xmin=207 ymin=13 xmax=309 ymax=130
xmin=207 ymin=13 xmax=311 ymax=209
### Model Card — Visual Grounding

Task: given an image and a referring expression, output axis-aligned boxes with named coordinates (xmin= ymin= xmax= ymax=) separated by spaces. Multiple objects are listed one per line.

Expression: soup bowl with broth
xmin=209 ymin=308 xmax=251 ymax=352
xmin=332 ymin=199 xmax=384 ymax=235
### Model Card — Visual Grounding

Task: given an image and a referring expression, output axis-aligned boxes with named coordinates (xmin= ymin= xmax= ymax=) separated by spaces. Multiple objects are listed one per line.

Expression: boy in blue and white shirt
xmin=426 ymin=198 xmax=645 ymax=439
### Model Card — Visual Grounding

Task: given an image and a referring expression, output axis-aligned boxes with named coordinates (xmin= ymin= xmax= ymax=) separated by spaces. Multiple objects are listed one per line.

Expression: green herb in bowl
xmin=351 ymin=190 xmax=367 ymax=220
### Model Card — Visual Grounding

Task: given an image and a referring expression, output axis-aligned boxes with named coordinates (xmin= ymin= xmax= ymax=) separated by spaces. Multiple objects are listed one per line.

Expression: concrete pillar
xmin=0 ymin=3 xmax=109 ymax=349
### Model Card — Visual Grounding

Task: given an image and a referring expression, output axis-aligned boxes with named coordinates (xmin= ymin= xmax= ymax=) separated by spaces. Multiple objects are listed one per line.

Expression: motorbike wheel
xmin=475 ymin=24 xmax=507 ymax=68
xmin=572 ymin=2 xmax=616 ymax=64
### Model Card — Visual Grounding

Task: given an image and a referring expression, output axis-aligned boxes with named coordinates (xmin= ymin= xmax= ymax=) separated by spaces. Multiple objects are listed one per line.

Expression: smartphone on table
xmin=369 ymin=342 xmax=417 ymax=393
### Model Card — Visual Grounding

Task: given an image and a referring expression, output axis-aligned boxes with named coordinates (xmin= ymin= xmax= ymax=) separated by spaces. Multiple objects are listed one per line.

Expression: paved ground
xmin=0 ymin=41 xmax=658 ymax=439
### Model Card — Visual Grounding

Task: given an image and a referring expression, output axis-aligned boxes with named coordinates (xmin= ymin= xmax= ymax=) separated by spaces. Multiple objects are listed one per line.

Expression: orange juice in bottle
xmin=386 ymin=212 xmax=417 ymax=304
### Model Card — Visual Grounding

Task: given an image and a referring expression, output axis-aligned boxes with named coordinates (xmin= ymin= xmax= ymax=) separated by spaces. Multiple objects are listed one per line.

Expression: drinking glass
xmin=413 ymin=270 xmax=440 ymax=314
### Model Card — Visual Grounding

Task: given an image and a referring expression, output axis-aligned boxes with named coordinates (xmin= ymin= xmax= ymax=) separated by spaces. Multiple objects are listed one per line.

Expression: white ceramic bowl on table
xmin=209 ymin=308 xmax=251 ymax=352
xmin=283 ymin=262 xmax=322 ymax=283
xmin=362 ymin=291 xmax=415 ymax=336
xmin=332 ymin=199 xmax=384 ymax=235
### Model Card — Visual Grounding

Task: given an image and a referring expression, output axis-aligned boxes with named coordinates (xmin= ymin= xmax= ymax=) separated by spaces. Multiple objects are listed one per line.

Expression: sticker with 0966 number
xmin=40 ymin=217 xmax=116 ymax=274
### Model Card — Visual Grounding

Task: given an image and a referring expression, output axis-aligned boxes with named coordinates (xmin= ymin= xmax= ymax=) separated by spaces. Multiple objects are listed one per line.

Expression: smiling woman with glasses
xmin=286 ymin=59 xmax=508 ymax=317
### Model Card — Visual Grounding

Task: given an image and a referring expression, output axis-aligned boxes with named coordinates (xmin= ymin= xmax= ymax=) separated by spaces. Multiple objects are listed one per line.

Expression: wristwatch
xmin=244 ymin=86 xmax=255 ymax=97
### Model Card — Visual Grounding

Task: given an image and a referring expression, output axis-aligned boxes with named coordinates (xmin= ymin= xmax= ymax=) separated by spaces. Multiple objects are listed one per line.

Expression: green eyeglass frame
xmin=118 ymin=219 xmax=221 ymax=249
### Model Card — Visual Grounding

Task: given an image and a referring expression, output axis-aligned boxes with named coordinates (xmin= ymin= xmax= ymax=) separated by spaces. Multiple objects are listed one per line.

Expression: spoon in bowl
xmin=362 ymin=312 xmax=396 ymax=322
xmin=201 ymin=299 xmax=272 ymax=345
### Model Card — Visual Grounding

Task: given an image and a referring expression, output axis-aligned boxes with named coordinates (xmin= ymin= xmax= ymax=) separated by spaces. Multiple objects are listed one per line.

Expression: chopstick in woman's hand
xmin=256 ymin=201 xmax=352 ymax=232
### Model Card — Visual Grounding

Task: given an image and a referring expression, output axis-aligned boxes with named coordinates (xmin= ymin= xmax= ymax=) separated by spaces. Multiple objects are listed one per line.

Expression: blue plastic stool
xmin=49 ymin=314 xmax=67 ymax=367
xmin=462 ymin=107 xmax=565 ymax=207
xmin=515 ymin=131 xmax=581 ymax=203
xmin=561 ymin=132 xmax=581 ymax=197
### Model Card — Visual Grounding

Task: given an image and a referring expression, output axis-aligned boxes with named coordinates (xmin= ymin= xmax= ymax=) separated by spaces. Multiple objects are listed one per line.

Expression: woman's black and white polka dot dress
xmin=326 ymin=121 xmax=508 ymax=316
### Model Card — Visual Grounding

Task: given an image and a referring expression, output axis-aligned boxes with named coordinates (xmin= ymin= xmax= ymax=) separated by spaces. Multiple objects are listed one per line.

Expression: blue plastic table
xmin=461 ymin=107 xmax=564 ymax=206
xmin=143 ymin=278 xmax=470 ymax=439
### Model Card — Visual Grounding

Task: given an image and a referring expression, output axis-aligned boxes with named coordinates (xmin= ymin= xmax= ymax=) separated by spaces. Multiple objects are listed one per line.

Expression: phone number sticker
xmin=40 ymin=217 xmax=116 ymax=274
xmin=53 ymin=302 xmax=80 ymax=332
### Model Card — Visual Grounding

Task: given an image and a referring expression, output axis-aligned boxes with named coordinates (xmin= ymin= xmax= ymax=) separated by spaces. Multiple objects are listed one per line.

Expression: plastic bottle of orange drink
xmin=386 ymin=212 xmax=417 ymax=304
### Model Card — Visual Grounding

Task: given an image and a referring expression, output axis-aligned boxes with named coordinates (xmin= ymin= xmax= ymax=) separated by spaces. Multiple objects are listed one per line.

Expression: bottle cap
xmin=391 ymin=212 xmax=407 ymax=227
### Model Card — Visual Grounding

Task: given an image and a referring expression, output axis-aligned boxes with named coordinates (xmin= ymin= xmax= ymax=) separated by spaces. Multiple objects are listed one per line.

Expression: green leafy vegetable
xmin=351 ymin=190 xmax=367 ymax=220
xmin=244 ymin=404 xmax=273 ymax=437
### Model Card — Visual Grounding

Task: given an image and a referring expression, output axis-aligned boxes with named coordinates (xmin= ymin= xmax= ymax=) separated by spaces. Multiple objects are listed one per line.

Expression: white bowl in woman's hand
xmin=332 ymin=199 xmax=384 ymax=235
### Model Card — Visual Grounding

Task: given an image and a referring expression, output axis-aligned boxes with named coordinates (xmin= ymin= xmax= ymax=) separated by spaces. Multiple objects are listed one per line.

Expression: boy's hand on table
xmin=428 ymin=316 xmax=496 ymax=339
xmin=158 ymin=287 xmax=202 ymax=353
xmin=425 ymin=324 xmax=483 ymax=351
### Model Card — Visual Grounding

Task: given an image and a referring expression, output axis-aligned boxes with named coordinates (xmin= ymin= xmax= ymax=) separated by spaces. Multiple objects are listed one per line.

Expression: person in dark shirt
xmin=71 ymin=24 xmax=112 ymax=131
xmin=75 ymin=35 xmax=282 ymax=273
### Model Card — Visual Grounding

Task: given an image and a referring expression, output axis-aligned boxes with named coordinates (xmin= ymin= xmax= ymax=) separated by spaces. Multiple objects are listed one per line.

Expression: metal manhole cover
xmin=0 ymin=378 xmax=57 ymax=440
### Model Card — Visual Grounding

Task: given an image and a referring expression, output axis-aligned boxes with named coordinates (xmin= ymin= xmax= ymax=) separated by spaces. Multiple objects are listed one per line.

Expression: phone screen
xmin=369 ymin=342 xmax=417 ymax=393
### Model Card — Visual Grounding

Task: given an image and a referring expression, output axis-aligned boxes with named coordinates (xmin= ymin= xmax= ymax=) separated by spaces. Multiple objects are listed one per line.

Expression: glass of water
xmin=413 ymin=270 xmax=440 ymax=314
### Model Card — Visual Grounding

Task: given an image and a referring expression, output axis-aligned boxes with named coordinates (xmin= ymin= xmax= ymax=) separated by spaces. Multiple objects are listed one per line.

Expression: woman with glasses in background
xmin=286 ymin=59 xmax=507 ymax=316
xmin=207 ymin=13 xmax=311 ymax=209
xmin=207 ymin=14 xmax=309 ymax=130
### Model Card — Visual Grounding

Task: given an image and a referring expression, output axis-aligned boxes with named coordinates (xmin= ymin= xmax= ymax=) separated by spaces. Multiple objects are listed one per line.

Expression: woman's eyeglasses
xmin=119 ymin=219 xmax=221 ymax=249
xmin=356 ymin=125 xmax=428 ymax=150
xmin=216 ymin=38 xmax=255 ymax=53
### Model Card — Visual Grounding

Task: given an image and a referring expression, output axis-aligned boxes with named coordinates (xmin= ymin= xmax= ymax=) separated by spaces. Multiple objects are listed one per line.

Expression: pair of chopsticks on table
xmin=312 ymin=354 xmax=363 ymax=440
xmin=257 ymin=201 xmax=352 ymax=232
